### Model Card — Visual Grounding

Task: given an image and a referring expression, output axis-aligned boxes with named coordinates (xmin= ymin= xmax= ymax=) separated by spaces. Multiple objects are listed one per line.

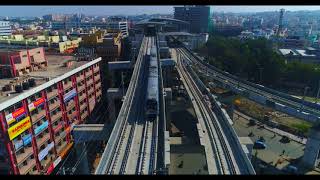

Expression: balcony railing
xmin=16 ymin=146 xmax=33 ymax=164
xmin=18 ymin=159 xmax=37 ymax=175
xmin=79 ymin=94 xmax=86 ymax=102
xmin=94 ymin=67 xmax=100 ymax=73
xmin=36 ymin=133 xmax=50 ymax=148
xmin=40 ymin=154 xmax=55 ymax=171
xmin=63 ymin=81 xmax=73 ymax=90
xmin=56 ymin=141 xmax=68 ymax=155
xmin=80 ymin=112 xmax=88 ymax=121
xmin=50 ymin=113 xmax=62 ymax=124
xmin=86 ymin=79 xmax=93 ymax=86
xmin=96 ymin=91 xmax=102 ymax=98
xmin=31 ymin=110 xmax=46 ymax=124
xmin=80 ymin=103 xmax=87 ymax=111
xmin=76 ymin=76 xmax=84 ymax=83
xmin=47 ymin=89 xmax=58 ymax=99
xmin=77 ymin=85 xmax=85 ymax=93
xmin=48 ymin=101 xmax=60 ymax=111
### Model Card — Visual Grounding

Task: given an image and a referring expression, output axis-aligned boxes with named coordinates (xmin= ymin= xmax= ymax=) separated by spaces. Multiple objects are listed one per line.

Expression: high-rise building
xmin=277 ymin=9 xmax=285 ymax=37
xmin=0 ymin=21 xmax=11 ymax=36
xmin=0 ymin=52 xmax=103 ymax=174
xmin=174 ymin=5 xmax=210 ymax=33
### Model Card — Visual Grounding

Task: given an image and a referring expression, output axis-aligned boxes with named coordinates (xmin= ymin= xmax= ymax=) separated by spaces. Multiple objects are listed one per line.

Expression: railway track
xmin=176 ymin=49 xmax=240 ymax=174
xmin=177 ymin=47 xmax=320 ymax=120
xmin=95 ymin=36 xmax=150 ymax=174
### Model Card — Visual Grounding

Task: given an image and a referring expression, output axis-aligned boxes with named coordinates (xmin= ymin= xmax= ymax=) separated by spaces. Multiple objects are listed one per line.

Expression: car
xmin=253 ymin=140 xmax=267 ymax=149
xmin=284 ymin=165 xmax=298 ymax=174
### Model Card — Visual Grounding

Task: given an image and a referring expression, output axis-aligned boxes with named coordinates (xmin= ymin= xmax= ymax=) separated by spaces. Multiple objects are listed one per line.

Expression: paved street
xmin=232 ymin=111 xmax=305 ymax=173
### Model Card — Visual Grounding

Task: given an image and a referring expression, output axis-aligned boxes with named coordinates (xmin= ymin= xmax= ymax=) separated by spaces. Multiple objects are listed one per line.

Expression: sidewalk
xmin=234 ymin=110 xmax=307 ymax=145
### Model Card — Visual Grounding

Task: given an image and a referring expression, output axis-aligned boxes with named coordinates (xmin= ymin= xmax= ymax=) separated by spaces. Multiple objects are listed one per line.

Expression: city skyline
xmin=1 ymin=6 xmax=320 ymax=17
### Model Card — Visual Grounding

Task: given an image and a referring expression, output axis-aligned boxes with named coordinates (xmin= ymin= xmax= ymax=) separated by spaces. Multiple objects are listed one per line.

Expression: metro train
xmin=146 ymin=45 xmax=159 ymax=120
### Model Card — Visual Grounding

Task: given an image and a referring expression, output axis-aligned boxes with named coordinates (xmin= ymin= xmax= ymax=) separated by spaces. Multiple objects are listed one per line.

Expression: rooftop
xmin=0 ymin=54 xmax=88 ymax=103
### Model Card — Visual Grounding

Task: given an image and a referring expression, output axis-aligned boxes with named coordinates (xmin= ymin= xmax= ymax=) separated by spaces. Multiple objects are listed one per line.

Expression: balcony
xmin=50 ymin=113 xmax=62 ymax=124
xmin=18 ymin=159 xmax=37 ymax=175
xmin=94 ymin=75 xmax=101 ymax=83
xmin=47 ymin=89 xmax=58 ymax=99
xmin=26 ymin=166 xmax=39 ymax=175
xmin=52 ymin=122 xmax=64 ymax=134
xmin=79 ymin=94 xmax=86 ymax=102
xmin=48 ymin=100 xmax=60 ymax=111
xmin=80 ymin=112 xmax=88 ymax=121
xmin=36 ymin=133 xmax=51 ymax=148
xmin=86 ymin=69 xmax=93 ymax=76
xmin=40 ymin=154 xmax=55 ymax=171
xmin=95 ymin=81 xmax=101 ymax=89
xmin=55 ymin=131 xmax=66 ymax=144
xmin=66 ymin=100 xmax=76 ymax=111
xmin=67 ymin=111 xmax=78 ymax=121
xmin=63 ymin=81 xmax=73 ymax=90
xmin=16 ymin=146 xmax=33 ymax=164
xmin=31 ymin=111 xmax=46 ymax=124
xmin=96 ymin=91 xmax=102 ymax=98
xmin=86 ymin=79 xmax=93 ymax=86
xmin=56 ymin=141 xmax=68 ymax=155
xmin=76 ymin=76 xmax=84 ymax=83
xmin=80 ymin=103 xmax=87 ymax=111
xmin=94 ymin=67 xmax=100 ymax=73
xmin=87 ymin=88 xmax=94 ymax=96
xmin=77 ymin=85 xmax=85 ymax=93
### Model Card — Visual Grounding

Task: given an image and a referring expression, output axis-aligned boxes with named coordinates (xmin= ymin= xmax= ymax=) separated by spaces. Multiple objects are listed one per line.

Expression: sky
xmin=1 ymin=6 xmax=320 ymax=17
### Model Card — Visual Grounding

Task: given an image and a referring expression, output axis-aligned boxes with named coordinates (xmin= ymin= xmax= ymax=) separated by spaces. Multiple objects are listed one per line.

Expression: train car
xmin=146 ymin=76 xmax=159 ymax=120
xmin=146 ymin=45 xmax=159 ymax=121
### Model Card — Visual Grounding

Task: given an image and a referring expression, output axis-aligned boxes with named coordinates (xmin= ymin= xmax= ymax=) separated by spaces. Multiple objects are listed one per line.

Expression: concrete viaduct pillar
xmin=107 ymin=88 xmax=126 ymax=123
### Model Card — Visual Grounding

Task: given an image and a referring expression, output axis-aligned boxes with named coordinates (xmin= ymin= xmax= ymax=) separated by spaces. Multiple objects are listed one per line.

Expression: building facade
xmin=0 ymin=58 xmax=102 ymax=174
xmin=174 ymin=6 xmax=210 ymax=33
xmin=0 ymin=21 xmax=11 ymax=36
xmin=0 ymin=47 xmax=47 ymax=78
xmin=51 ymin=21 xmax=129 ymax=37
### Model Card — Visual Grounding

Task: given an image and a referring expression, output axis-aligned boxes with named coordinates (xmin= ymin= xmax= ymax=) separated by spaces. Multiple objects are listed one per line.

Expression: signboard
xmin=46 ymin=164 xmax=54 ymax=175
xmin=53 ymin=156 xmax=62 ymax=167
xmin=28 ymin=97 xmax=45 ymax=112
xmin=8 ymin=116 xmax=31 ymax=140
xmin=53 ymin=123 xmax=63 ymax=133
xmin=38 ymin=141 xmax=54 ymax=161
xmin=46 ymin=156 xmax=62 ymax=175
xmin=34 ymin=121 xmax=49 ymax=135
xmin=5 ymin=107 xmax=26 ymax=125
xmin=58 ymin=142 xmax=73 ymax=159
xmin=14 ymin=140 xmax=23 ymax=151
xmin=63 ymin=89 xmax=77 ymax=103
xmin=22 ymin=134 xmax=32 ymax=146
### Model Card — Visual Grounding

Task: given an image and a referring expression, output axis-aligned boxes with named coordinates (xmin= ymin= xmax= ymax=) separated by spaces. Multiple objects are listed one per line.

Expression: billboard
xmin=8 ymin=116 xmax=31 ymax=140
xmin=28 ymin=97 xmax=45 ymax=112
xmin=5 ymin=107 xmax=26 ymax=126
xmin=34 ymin=121 xmax=49 ymax=135
xmin=38 ymin=141 xmax=54 ymax=161
xmin=63 ymin=88 xmax=77 ymax=103
xmin=22 ymin=134 xmax=32 ymax=146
